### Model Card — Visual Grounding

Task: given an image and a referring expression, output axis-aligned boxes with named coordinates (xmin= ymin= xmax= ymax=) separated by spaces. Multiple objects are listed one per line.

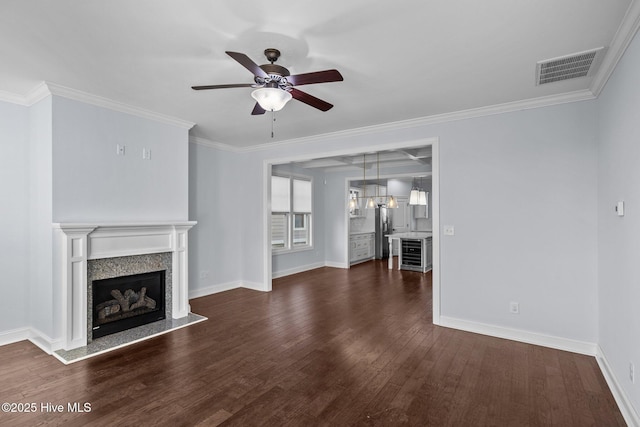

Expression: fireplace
xmin=92 ymin=270 xmax=166 ymax=339
xmin=54 ymin=221 xmax=196 ymax=351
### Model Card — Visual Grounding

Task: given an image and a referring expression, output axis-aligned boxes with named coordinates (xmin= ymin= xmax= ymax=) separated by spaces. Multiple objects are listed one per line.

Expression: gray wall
xmin=597 ymin=25 xmax=640 ymax=412
xmin=437 ymin=104 xmax=598 ymax=341
xmin=0 ymin=100 xmax=30 ymax=333
xmin=189 ymin=142 xmax=242 ymax=293
xmin=28 ymin=97 xmax=54 ymax=338
xmin=198 ymin=101 xmax=597 ymax=344
xmin=52 ymin=96 xmax=189 ymax=222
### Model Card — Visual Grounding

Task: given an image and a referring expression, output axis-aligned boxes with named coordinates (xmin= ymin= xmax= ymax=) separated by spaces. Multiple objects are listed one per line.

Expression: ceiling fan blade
xmin=287 ymin=69 xmax=343 ymax=86
xmin=251 ymin=102 xmax=266 ymax=115
xmin=290 ymin=88 xmax=333 ymax=111
xmin=226 ymin=51 xmax=269 ymax=78
xmin=191 ymin=83 xmax=254 ymax=90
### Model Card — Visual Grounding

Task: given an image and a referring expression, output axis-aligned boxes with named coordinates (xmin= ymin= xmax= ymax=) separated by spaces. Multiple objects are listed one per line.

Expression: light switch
xmin=116 ymin=144 xmax=125 ymax=156
xmin=616 ymin=201 xmax=624 ymax=217
xmin=443 ymin=225 xmax=455 ymax=236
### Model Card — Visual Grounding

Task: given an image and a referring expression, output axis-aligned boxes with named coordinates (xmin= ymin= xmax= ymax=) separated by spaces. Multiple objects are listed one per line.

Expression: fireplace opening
xmin=92 ymin=270 xmax=166 ymax=339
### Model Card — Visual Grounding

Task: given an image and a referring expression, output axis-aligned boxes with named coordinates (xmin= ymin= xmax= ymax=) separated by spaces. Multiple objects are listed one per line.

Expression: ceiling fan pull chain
xmin=271 ymin=110 xmax=275 ymax=138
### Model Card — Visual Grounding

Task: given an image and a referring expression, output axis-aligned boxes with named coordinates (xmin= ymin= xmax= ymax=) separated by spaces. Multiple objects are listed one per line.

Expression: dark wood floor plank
xmin=0 ymin=261 xmax=626 ymax=426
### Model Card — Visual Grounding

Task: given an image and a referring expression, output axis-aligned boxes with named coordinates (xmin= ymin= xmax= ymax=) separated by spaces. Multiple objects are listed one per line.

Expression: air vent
xmin=536 ymin=47 xmax=605 ymax=85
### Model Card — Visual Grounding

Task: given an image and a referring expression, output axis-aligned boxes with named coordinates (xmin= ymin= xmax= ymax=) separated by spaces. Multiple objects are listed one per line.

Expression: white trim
xmin=0 ymin=89 xmax=30 ymax=105
xmin=596 ymin=345 xmax=640 ymax=427
xmin=0 ymin=327 xmax=31 ymax=347
xmin=189 ymin=281 xmax=242 ymax=299
xmin=1 ymin=81 xmax=196 ymax=128
xmin=439 ymin=316 xmax=597 ymax=356
xmin=242 ymin=281 xmax=268 ymax=292
xmin=196 ymin=91 xmax=594 ymax=153
xmin=45 ymin=82 xmax=195 ymax=129
xmin=325 ymin=261 xmax=349 ymax=269
xmin=590 ymin=0 xmax=640 ymax=96
xmin=189 ymin=136 xmax=244 ymax=152
xmin=28 ymin=328 xmax=62 ymax=354
xmin=431 ymin=139 xmax=441 ymax=325
xmin=25 ymin=81 xmax=52 ymax=105
xmin=264 ymin=162 xmax=273 ymax=292
xmin=272 ymin=262 xmax=325 ymax=279
xmin=0 ymin=327 xmax=64 ymax=354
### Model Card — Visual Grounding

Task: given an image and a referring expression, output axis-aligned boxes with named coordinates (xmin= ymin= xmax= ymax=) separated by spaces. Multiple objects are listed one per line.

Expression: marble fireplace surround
xmin=54 ymin=221 xmax=197 ymax=352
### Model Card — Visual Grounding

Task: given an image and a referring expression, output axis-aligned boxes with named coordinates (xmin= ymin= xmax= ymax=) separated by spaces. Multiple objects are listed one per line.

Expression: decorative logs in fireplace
xmin=92 ymin=270 xmax=166 ymax=339
xmin=95 ymin=287 xmax=157 ymax=320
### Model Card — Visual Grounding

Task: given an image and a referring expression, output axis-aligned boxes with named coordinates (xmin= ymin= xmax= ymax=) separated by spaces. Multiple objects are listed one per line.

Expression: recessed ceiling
xmin=0 ymin=0 xmax=635 ymax=148
xmin=292 ymin=147 xmax=431 ymax=172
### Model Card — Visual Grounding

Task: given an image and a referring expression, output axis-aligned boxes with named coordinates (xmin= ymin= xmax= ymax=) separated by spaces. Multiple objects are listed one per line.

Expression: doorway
xmin=264 ymin=137 xmax=441 ymax=324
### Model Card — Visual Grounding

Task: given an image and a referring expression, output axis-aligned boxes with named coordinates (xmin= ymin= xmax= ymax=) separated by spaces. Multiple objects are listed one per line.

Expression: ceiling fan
xmin=192 ymin=48 xmax=343 ymax=115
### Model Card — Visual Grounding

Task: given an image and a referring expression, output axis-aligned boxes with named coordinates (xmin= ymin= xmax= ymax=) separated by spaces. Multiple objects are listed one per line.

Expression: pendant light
xmin=347 ymin=151 xmax=399 ymax=210
xmin=409 ymin=176 xmax=428 ymax=205
xmin=418 ymin=176 xmax=427 ymax=205
xmin=409 ymin=177 xmax=420 ymax=205
xmin=418 ymin=190 xmax=427 ymax=206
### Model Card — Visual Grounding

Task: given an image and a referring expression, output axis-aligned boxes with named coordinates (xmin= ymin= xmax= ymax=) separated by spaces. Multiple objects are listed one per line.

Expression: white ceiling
xmin=0 ymin=1 xmax=636 ymax=149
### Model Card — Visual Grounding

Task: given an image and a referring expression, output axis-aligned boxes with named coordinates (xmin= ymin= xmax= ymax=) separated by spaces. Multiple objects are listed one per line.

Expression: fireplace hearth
xmin=92 ymin=270 xmax=166 ymax=339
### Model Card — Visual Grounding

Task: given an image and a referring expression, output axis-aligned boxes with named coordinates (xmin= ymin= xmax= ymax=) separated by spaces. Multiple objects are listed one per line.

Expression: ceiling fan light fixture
xmin=251 ymin=87 xmax=292 ymax=112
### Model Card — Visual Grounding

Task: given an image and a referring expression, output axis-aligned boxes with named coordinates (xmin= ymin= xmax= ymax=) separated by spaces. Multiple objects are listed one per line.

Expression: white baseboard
xmin=0 ymin=327 xmax=30 ymax=347
xmin=241 ymin=281 xmax=268 ymax=292
xmin=325 ymin=261 xmax=349 ymax=269
xmin=272 ymin=262 xmax=325 ymax=279
xmin=439 ymin=316 xmax=597 ymax=356
xmin=28 ymin=328 xmax=60 ymax=354
xmin=189 ymin=281 xmax=242 ymax=299
xmin=596 ymin=345 xmax=640 ymax=427
xmin=0 ymin=327 xmax=61 ymax=355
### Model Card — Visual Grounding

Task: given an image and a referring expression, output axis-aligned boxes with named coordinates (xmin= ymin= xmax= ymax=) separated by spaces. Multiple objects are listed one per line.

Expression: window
xmin=271 ymin=174 xmax=312 ymax=251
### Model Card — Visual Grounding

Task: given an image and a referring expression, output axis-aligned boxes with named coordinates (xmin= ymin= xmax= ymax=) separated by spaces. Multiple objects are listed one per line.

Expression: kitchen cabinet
xmin=349 ymin=233 xmax=374 ymax=264
xmin=385 ymin=232 xmax=432 ymax=272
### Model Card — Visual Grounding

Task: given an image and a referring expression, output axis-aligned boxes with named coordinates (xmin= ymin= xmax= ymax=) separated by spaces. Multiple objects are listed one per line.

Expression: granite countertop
xmin=385 ymin=231 xmax=433 ymax=239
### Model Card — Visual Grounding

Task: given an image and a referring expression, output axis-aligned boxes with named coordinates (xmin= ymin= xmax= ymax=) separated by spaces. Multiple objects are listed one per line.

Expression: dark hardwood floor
xmin=0 ymin=260 xmax=625 ymax=426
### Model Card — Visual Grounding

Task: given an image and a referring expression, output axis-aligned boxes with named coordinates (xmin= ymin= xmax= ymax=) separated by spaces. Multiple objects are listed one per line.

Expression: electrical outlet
xmin=509 ymin=301 xmax=519 ymax=314
xmin=443 ymin=225 xmax=455 ymax=236
xmin=199 ymin=271 xmax=209 ymax=279
xmin=630 ymin=362 xmax=635 ymax=383
xmin=142 ymin=148 xmax=151 ymax=160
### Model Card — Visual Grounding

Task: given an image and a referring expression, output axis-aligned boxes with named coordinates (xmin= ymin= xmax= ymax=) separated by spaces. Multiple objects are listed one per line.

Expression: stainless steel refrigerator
xmin=374 ymin=205 xmax=389 ymax=259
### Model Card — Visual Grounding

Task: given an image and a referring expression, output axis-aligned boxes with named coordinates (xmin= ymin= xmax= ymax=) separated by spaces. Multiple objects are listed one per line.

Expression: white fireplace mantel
xmin=53 ymin=221 xmax=196 ymax=350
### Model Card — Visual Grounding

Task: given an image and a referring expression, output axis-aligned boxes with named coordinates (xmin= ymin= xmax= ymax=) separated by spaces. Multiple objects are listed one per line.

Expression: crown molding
xmin=0 ymin=89 xmax=30 ymax=106
xmin=194 ymin=89 xmax=595 ymax=154
xmin=25 ymin=81 xmax=53 ymax=105
xmin=44 ymin=82 xmax=195 ymax=129
xmin=590 ymin=0 xmax=640 ymax=96
xmin=189 ymin=136 xmax=244 ymax=152
xmin=0 ymin=81 xmax=195 ymax=130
